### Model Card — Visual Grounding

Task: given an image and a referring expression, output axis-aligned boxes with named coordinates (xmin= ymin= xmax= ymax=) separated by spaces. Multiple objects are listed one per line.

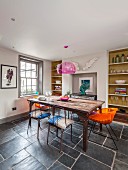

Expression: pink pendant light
xmin=57 ymin=62 xmax=76 ymax=74
xmin=57 ymin=45 xmax=76 ymax=74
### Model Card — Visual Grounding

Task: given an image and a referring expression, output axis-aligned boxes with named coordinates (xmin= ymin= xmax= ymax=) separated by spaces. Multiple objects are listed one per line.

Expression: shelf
xmin=52 ymin=83 xmax=62 ymax=85
xmin=52 ymin=76 xmax=62 ymax=77
xmin=108 ymin=104 xmax=128 ymax=108
xmin=109 ymin=62 xmax=128 ymax=66
xmin=52 ymin=90 xmax=62 ymax=91
xmin=52 ymin=69 xmax=57 ymax=71
xmin=109 ymin=84 xmax=128 ymax=85
xmin=108 ymin=94 xmax=128 ymax=96
xmin=108 ymin=73 xmax=128 ymax=75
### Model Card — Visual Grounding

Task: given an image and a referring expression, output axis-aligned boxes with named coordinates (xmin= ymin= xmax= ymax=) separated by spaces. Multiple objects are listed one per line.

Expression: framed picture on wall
xmin=1 ymin=64 xmax=17 ymax=89
xmin=79 ymin=77 xmax=93 ymax=93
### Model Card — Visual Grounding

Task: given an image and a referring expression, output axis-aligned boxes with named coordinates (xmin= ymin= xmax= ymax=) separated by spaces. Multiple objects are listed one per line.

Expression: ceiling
xmin=0 ymin=0 xmax=128 ymax=60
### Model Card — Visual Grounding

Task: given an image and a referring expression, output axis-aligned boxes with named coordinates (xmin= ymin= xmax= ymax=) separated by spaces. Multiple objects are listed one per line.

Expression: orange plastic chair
xmin=35 ymin=103 xmax=50 ymax=111
xmin=89 ymin=108 xmax=118 ymax=150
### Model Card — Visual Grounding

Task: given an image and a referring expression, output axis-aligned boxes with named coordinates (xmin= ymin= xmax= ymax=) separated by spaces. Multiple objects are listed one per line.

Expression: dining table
xmin=27 ymin=96 xmax=104 ymax=152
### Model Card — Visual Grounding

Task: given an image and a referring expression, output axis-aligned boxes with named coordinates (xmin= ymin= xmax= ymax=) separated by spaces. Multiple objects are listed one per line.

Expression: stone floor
xmin=0 ymin=114 xmax=128 ymax=170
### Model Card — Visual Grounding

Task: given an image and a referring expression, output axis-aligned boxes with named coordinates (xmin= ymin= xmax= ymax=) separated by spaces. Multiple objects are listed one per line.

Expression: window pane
xmin=32 ymin=86 xmax=36 ymax=93
xmin=26 ymin=71 xmax=31 ymax=78
xmin=21 ymin=78 xmax=26 ymax=86
xmin=20 ymin=70 xmax=25 ymax=77
xmin=32 ymin=64 xmax=36 ymax=71
xmin=20 ymin=61 xmax=25 ymax=69
xmin=26 ymin=63 xmax=31 ymax=70
xmin=21 ymin=86 xmax=26 ymax=95
xmin=32 ymin=71 xmax=36 ymax=78
xmin=26 ymin=86 xmax=32 ymax=93
xmin=32 ymin=79 xmax=36 ymax=86
xmin=27 ymin=79 xmax=31 ymax=86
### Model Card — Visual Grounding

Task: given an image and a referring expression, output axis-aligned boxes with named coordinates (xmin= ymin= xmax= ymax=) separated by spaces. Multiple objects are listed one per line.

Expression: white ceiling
xmin=0 ymin=0 xmax=128 ymax=60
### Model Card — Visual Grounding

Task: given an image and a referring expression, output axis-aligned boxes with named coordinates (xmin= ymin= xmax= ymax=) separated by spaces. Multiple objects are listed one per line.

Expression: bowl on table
xmin=115 ymin=80 xmax=126 ymax=84
xmin=60 ymin=96 xmax=69 ymax=101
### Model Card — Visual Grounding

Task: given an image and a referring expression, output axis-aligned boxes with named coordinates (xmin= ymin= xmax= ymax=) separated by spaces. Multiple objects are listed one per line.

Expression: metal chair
xmin=47 ymin=109 xmax=74 ymax=152
xmin=27 ymin=107 xmax=51 ymax=139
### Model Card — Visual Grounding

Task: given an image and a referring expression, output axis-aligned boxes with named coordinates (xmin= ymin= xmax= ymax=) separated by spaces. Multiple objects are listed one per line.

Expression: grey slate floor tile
xmin=58 ymin=154 xmax=75 ymax=168
xmin=0 ymin=129 xmax=19 ymax=145
xmin=104 ymin=138 xmax=128 ymax=156
xmin=49 ymin=161 xmax=69 ymax=170
xmin=25 ymin=141 xmax=62 ymax=168
xmin=0 ymin=136 xmax=31 ymax=159
xmin=0 ymin=122 xmax=15 ymax=131
xmin=12 ymin=155 xmax=46 ymax=170
xmin=0 ymin=150 xmax=30 ymax=170
xmin=51 ymin=139 xmax=80 ymax=159
xmin=72 ymin=154 xmax=111 ymax=170
xmin=75 ymin=140 xmax=115 ymax=166
xmin=116 ymin=152 xmax=128 ymax=165
xmin=113 ymin=159 xmax=128 ymax=170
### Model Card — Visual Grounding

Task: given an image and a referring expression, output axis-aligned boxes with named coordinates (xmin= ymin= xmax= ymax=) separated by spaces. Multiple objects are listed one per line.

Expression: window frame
xmin=18 ymin=55 xmax=43 ymax=97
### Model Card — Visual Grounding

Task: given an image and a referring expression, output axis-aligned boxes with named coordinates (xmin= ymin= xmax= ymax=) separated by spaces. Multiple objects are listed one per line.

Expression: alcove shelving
xmin=108 ymin=49 xmax=128 ymax=123
xmin=51 ymin=60 xmax=62 ymax=96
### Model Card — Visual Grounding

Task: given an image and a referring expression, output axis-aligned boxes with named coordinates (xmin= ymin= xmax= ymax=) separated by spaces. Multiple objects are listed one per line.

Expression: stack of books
xmin=115 ymin=88 xmax=127 ymax=95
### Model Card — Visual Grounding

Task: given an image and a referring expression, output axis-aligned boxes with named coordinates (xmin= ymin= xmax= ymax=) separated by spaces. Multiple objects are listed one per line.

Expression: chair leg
xmin=27 ymin=116 xmax=31 ymax=134
xmin=60 ymin=129 xmax=64 ymax=152
xmin=47 ymin=124 xmax=50 ymax=145
xmin=88 ymin=122 xmax=96 ymax=139
xmin=56 ymin=128 xmax=58 ymax=137
xmin=37 ymin=119 xmax=40 ymax=139
xmin=109 ymin=124 xmax=118 ymax=141
xmin=105 ymin=125 xmax=118 ymax=150
xmin=71 ymin=124 xmax=72 ymax=141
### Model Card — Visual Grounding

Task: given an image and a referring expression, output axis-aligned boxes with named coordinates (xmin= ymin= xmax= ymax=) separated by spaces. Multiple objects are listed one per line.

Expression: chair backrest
xmin=97 ymin=108 xmax=118 ymax=121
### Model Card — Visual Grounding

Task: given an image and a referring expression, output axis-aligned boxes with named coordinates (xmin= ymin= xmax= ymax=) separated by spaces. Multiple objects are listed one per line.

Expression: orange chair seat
xmin=89 ymin=113 xmax=112 ymax=124
xmin=35 ymin=103 xmax=50 ymax=111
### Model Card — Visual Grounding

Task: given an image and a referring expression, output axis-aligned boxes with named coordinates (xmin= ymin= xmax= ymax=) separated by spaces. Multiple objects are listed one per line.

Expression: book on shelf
xmin=115 ymin=88 xmax=127 ymax=95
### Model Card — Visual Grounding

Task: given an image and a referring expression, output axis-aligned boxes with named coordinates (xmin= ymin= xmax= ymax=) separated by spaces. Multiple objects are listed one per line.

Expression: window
xmin=19 ymin=56 xmax=43 ymax=96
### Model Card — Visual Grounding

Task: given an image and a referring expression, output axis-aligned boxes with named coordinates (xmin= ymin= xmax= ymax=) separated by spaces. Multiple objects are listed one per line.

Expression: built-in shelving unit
xmin=108 ymin=49 xmax=128 ymax=123
xmin=51 ymin=60 xmax=62 ymax=96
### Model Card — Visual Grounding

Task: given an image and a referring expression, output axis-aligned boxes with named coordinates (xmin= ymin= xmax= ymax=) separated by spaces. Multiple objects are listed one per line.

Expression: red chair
xmin=88 ymin=108 xmax=118 ymax=150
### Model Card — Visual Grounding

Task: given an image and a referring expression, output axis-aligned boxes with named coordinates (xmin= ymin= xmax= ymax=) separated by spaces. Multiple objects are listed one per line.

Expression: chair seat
xmin=89 ymin=113 xmax=112 ymax=124
xmin=35 ymin=104 xmax=50 ymax=111
xmin=48 ymin=115 xmax=74 ymax=129
xmin=29 ymin=112 xmax=51 ymax=119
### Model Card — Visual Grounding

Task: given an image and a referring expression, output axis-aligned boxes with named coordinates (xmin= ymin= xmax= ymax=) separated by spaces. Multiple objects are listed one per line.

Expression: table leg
xmin=28 ymin=101 xmax=34 ymax=126
xmin=79 ymin=116 xmax=88 ymax=152
xmin=99 ymin=106 xmax=102 ymax=132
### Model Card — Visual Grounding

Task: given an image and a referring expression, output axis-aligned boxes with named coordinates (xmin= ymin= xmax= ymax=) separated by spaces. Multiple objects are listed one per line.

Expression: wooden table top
xmin=28 ymin=96 xmax=105 ymax=114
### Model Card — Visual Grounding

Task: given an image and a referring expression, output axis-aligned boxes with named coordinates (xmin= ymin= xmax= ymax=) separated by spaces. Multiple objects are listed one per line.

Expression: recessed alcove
xmin=72 ymin=72 xmax=97 ymax=95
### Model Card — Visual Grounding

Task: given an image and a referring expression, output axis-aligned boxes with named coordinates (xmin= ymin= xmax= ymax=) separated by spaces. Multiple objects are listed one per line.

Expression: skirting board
xmin=0 ymin=112 xmax=28 ymax=124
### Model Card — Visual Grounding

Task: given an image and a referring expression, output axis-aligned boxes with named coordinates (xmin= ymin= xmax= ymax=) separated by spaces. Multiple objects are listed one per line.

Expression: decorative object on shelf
xmin=55 ymin=86 xmax=61 ymax=90
xmin=56 ymin=80 xmax=61 ymax=84
xmin=57 ymin=62 xmax=76 ymax=74
xmin=83 ymin=57 xmax=98 ymax=70
xmin=1 ymin=64 xmax=17 ymax=89
xmin=112 ymin=56 xmax=115 ymax=63
xmin=115 ymin=55 xmax=120 ymax=63
xmin=125 ymin=55 xmax=128 ymax=62
xmin=79 ymin=77 xmax=93 ymax=94
xmin=115 ymin=88 xmax=126 ymax=95
xmin=121 ymin=54 xmax=125 ymax=62
xmin=115 ymin=80 xmax=126 ymax=84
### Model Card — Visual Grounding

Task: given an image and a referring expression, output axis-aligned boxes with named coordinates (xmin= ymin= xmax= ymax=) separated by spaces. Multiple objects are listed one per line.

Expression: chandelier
xmin=57 ymin=61 xmax=76 ymax=74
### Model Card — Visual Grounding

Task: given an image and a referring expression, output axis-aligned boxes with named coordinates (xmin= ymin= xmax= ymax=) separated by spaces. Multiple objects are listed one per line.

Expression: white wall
xmin=62 ymin=52 xmax=108 ymax=107
xmin=0 ymin=47 xmax=51 ymax=120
